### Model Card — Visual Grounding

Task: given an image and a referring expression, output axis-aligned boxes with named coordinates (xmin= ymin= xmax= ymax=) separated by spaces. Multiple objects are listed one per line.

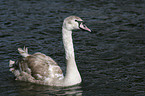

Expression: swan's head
xmin=63 ymin=16 xmax=91 ymax=32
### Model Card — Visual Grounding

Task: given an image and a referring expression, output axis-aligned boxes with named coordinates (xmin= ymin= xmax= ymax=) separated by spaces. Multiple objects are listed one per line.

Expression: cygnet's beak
xmin=79 ymin=23 xmax=91 ymax=32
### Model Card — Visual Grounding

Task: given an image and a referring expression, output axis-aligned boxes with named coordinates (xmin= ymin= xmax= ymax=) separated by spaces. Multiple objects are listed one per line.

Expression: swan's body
xmin=9 ymin=16 xmax=91 ymax=86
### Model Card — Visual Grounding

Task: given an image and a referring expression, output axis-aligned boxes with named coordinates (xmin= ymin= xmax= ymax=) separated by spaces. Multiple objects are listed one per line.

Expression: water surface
xmin=0 ymin=0 xmax=145 ymax=95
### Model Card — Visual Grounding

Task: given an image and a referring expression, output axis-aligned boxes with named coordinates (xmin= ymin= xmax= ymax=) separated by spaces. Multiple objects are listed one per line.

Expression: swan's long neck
xmin=62 ymin=28 xmax=82 ymax=86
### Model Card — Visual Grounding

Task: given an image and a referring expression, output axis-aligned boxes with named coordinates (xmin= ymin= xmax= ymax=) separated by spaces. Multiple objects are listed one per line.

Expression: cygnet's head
xmin=63 ymin=16 xmax=91 ymax=32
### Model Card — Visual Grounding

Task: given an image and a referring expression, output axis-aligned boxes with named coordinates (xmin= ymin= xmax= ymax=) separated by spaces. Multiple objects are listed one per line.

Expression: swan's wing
xmin=26 ymin=52 xmax=64 ymax=80
xmin=9 ymin=47 xmax=64 ymax=84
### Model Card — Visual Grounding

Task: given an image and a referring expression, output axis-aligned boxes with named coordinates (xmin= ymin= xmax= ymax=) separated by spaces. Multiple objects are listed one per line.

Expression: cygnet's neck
xmin=62 ymin=28 xmax=82 ymax=86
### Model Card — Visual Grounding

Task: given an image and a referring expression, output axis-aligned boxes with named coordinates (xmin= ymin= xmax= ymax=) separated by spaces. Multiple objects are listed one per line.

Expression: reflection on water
xmin=16 ymin=82 xmax=82 ymax=96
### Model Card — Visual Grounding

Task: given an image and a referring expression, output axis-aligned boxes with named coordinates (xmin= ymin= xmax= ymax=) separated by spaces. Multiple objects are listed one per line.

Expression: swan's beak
xmin=79 ymin=23 xmax=91 ymax=32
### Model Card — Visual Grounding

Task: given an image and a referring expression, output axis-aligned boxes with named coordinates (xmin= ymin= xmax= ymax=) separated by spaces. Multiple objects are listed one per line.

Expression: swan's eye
xmin=75 ymin=20 xmax=84 ymax=26
xmin=75 ymin=20 xmax=83 ymax=23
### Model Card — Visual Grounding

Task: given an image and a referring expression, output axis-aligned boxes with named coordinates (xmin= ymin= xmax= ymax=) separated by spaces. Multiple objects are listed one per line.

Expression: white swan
xmin=9 ymin=16 xmax=91 ymax=86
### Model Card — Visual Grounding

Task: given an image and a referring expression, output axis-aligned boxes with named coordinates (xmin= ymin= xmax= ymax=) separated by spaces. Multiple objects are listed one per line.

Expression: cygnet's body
xmin=9 ymin=16 xmax=91 ymax=86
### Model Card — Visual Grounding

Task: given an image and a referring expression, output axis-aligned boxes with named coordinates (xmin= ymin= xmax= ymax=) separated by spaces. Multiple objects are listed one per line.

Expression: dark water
xmin=0 ymin=0 xmax=145 ymax=96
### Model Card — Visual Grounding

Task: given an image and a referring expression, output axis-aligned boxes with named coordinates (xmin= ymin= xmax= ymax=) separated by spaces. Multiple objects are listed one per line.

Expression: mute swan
xmin=9 ymin=16 xmax=91 ymax=86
